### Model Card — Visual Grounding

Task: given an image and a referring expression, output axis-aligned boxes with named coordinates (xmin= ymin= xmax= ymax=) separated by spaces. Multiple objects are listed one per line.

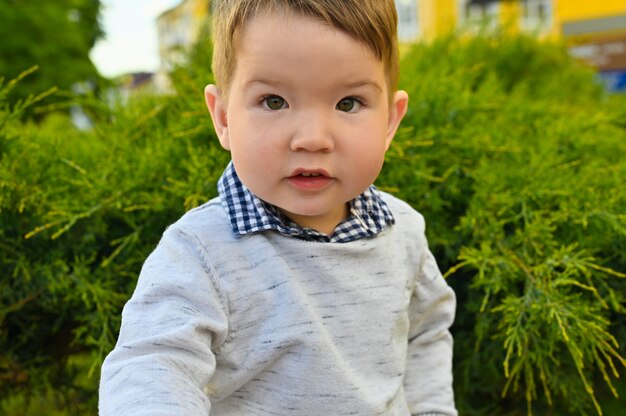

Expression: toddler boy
xmin=99 ymin=1 xmax=457 ymax=415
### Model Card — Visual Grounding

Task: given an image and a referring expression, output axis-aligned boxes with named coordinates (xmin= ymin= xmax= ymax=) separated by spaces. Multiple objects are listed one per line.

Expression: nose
xmin=289 ymin=111 xmax=335 ymax=153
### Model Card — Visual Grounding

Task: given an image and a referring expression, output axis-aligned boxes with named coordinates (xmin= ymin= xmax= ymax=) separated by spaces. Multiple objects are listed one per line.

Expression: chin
xmin=280 ymin=203 xmax=339 ymax=216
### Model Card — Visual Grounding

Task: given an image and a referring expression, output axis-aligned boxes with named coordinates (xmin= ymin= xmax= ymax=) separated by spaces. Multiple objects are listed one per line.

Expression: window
xmin=458 ymin=0 xmax=500 ymax=31
xmin=396 ymin=0 xmax=420 ymax=41
xmin=521 ymin=0 xmax=552 ymax=33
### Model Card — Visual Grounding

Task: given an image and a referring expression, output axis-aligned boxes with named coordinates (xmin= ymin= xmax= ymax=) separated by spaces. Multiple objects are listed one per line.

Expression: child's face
xmin=205 ymin=11 xmax=408 ymax=235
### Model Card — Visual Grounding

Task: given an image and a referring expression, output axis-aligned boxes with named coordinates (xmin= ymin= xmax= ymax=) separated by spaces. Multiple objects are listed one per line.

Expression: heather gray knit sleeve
xmin=99 ymin=226 xmax=229 ymax=416
xmin=404 ymin=229 xmax=457 ymax=416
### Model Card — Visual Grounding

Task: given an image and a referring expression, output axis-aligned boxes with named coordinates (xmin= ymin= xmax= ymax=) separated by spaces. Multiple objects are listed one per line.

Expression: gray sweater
xmin=99 ymin=192 xmax=457 ymax=415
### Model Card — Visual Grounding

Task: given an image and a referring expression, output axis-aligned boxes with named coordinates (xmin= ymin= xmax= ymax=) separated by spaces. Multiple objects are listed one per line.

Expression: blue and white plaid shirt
xmin=217 ymin=162 xmax=395 ymax=243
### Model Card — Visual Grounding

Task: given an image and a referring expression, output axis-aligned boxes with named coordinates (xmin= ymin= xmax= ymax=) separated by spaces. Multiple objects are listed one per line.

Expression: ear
xmin=384 ymin=90 xmax=409 ymax=151
xmin=204 ymin=84 xmax=231 ymax=150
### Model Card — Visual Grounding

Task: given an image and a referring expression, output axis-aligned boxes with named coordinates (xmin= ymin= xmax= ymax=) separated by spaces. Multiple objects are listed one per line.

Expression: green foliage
xmin=0 ymin=60 xmax=226 ymax=411
xmin=1 ymin=30 xmax=625 ymax=415
xmin=0 ymin=0 xmax=103 ymax=117
xmin=378 ymin=32 xmax=626 ymax=415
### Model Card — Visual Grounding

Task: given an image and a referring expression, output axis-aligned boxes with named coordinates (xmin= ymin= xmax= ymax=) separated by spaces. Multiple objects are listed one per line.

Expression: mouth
xmin=288 ymin=169 xmax=333 ymax=190
xmin=289 ymin=168 xmax=331 ymax=179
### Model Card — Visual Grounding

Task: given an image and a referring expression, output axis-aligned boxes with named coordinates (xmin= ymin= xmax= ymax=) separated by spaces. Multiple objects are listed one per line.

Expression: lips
xmin=288 ymin=169 xmax=333 ymax=191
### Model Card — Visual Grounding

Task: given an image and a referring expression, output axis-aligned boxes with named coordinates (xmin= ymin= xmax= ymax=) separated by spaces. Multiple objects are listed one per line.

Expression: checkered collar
xmin=217 ymin=162 xmax=394 ymax=243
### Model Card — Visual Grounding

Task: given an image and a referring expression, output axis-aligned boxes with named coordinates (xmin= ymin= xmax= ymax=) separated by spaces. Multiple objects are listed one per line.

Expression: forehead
xmin=231 ymin=11 xmax=385 ymax=90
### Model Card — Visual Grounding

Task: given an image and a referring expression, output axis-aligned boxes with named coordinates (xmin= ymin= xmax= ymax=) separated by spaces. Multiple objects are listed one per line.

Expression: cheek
xmin=227 ymin=119 xmax=273 ymax=155
xmin=228 ymin=126 xmax=281 ymax=181
xmin=349 ymin=124 xmax=389 ymax=160
xmin=345 ymin=130 xmax=389 ymax=181
xmin=342 ymin=143 xmax=386 ymax=185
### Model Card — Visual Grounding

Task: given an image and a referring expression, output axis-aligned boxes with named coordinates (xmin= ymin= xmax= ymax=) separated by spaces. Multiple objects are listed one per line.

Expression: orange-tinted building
xmin=152 ymin=1 xmax=626 ymax=91
xmin=396 ymin=0 xmax=626 ymax=90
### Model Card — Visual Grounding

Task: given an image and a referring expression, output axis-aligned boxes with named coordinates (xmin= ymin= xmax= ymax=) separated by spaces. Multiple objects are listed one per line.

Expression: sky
xmin=90 ymin=0 xmax=181 ymax=78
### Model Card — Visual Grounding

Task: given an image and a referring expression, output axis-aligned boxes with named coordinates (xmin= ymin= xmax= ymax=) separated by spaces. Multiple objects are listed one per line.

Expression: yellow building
xmin=155 ymin=0 xmax=211 ymax=91
xmin=154 ymin=1 xmax=625 ymax=72
xmin=157 ymin=0 xmax=211 ymax=71
xmin=558 ymin=1 xmax=626 ymax=84
xmin=152 ymin=1 xmax=625 ymax=91
xmin=398 ymin=1 xmax=625 ymax=40
xmin=397 ymin=0 xmax=626 ymax=89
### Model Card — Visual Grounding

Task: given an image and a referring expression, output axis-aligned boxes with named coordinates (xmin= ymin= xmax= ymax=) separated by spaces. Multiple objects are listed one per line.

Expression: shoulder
xmin=378 ymin=191 xmax=425 ymax=233
xmin=165 ymin=196 xmax=235 ymax=245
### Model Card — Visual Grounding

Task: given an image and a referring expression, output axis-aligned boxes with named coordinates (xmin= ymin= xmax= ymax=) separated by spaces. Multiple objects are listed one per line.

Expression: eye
xmin=261 ymin=95 xmax=287 ymax=111
xmin=336 ymin=97 xmax=363 ymax=113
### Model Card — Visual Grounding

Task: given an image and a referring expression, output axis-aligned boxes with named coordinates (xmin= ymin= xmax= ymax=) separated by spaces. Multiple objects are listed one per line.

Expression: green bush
xmin=379 ymin=33 xmax=626 ymax=415
xmin=0 ymin=63 xmax=227 ymax=412
xmin=1 ymin=32 xmax=625 ymax=415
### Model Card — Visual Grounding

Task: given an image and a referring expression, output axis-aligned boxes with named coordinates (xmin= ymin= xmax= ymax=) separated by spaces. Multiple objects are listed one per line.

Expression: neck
xmin=280 ymin=203 xmax=349 ymax=236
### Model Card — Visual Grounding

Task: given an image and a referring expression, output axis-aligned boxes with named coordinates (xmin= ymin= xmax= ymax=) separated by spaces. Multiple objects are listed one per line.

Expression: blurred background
xmin=99 ymin=0 xmax=626 ymax=94
xmin=108 ymin=0 xmax=625 ymax=95
xmin=1 ymin=1 xmax=626 ymax=415
xmin=5 ymin=0 xmax=626 ymax=106
xmin=2 ymin=0 xmax=625 ymax=117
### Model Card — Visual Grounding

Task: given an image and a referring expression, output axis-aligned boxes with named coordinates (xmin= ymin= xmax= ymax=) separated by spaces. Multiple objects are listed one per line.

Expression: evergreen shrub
xmin=378 ymin=33 xmax=626 ymax=415
xmin=1 ymin=32 xmax=625 ymax=415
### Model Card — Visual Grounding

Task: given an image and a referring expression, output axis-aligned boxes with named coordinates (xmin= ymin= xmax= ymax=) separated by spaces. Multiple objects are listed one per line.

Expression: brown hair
xmin=211 ymin=0 xmax=399 ymax=97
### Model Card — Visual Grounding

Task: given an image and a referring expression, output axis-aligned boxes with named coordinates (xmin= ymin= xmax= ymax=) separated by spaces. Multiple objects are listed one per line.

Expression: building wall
xmin=397 ymin=0 xmax=626 ymax=41
xmin=396 ymin=0 xmax=626 ymax=90
xmin=556 ymin=0 xmax=626 ymax=90
xmin=152 ymin=1 xmax=625 ymax=91
xmin=419 ymin=0 xmax=456 ymax=40
xmin=556 ymin=0 xmax=626 ymax=23
xmin=155 ymin=0 xmax=211 ymax=92
xmin=157 ymin=0 xmax=211 ymax=73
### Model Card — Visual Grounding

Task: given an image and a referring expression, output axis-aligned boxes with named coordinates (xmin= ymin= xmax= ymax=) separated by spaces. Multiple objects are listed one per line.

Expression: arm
xmin=404 ymin=236 xmax=457 ymax=416
xmin=99 ymin=226 xmax=229 ymax=416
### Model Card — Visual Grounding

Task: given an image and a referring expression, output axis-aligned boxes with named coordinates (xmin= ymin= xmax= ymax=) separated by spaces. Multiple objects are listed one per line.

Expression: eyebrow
xmin=243 ymin=78 xmax=383 ymax=92
xmin=343 ymin=80 xmax=384 ymax=92
xmin=242 ymin=79 xmax=287 ymax=89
